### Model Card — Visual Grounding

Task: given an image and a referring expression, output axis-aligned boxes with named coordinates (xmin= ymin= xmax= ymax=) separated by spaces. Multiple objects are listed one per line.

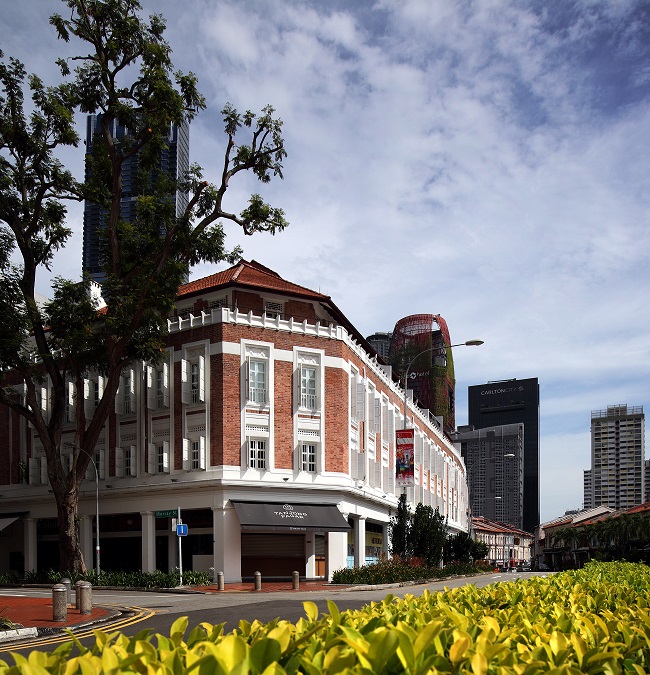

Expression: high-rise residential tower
xmin=83 ymin=114 xmax=189 ymax=284
xmin=467 ymin=378 xmax=540 ymax=533
xmin=585 ymin=404 xmax=645 ymax=510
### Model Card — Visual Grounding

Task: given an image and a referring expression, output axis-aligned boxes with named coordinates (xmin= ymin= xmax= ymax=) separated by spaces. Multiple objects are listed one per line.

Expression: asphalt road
xmin=1 ymin=571 xmax=548 ymax=655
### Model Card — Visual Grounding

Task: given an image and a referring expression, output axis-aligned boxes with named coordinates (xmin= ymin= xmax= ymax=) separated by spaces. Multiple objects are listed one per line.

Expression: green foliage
xmin=0 ymin=568 xmax=212 ymax=588
xmin=445 ymin=531 xmax=488 ymax=564
xmin=387 ymin=493 xmax=410 ymax=558
xmin=331 ymin=558 xmax=482 ymax=585
xmin=0 ymin=0 xmax=288 ymax=573
xmin=3 ymin=562 xmax=649 ymax=674
xmin=410 ymin=503 xmax=446 ymax=567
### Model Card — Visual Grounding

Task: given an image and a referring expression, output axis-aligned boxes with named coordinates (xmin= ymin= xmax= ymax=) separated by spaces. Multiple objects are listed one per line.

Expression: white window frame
xmin=300 ymin=365 xmax=318 ymax=410
xmin=183 ymin=436 xmax=206 ymax=471
xmin=65 ymin=381 xmax=76 ymax=424
xmin=248 ymin=439 xmax=267 ymax=470
xmin=264 ymin=301 xmax=283 ymax=319
xmin=148 ymin=441 xmax=170 ymax=474
xmin=247 ymin=357 xmax=268 ymax=404
xmin=301 ymin=442 xmax=317 ymax=473
xmin=182 ymin=353 xmax=205 ymax=405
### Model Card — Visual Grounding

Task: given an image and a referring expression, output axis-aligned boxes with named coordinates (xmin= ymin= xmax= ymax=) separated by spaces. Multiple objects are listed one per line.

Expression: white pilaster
xmin=354 ymin=516 xmax=366 ymax=567
xmin=141 ymin=511 xmax=156 ymax=572
xmin=213 ymin=505 xmax=241 ymax=582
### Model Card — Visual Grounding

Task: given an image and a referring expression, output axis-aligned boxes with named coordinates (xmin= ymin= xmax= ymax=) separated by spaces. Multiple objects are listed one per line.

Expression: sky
xmin=2 ymin=0 xmax=649 ymax=524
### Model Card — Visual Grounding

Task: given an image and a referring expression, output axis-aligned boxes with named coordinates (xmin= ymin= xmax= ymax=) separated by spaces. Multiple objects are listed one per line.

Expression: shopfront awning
xmin=231 ymin=501 xmax=351 ymax=533
xmin=0 ymin=512 xmax=27 ymax=532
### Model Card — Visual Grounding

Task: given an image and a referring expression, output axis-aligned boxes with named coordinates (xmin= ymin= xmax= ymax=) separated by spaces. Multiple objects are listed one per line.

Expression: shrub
xmin=1 ymin=562 xmax=649 ymax=674
xmin=0 ymin=569 xmax=213 ymax=588
xmin=330 ymin=558 xmax=483 ymax=584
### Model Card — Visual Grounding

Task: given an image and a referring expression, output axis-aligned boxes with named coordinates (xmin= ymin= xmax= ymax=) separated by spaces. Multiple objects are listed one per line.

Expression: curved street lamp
xmin=401 ymin=340 xmax=484 ymax=430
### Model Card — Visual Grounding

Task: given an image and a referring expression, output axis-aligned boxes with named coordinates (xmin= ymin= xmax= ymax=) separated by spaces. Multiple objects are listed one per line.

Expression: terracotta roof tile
xmin=178 ymin=260 xmax=329 ymax=301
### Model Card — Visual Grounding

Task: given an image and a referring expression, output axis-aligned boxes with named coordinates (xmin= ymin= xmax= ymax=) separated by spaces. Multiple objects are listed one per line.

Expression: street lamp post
xmin=401 ymin=340 xmax=483 ymax=430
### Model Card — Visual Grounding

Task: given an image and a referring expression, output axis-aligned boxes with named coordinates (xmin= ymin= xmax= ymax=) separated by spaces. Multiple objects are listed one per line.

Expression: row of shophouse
xmin=471 ymin=517 xmax=533 ymax=569
xmin=533 ymin=501 xmax=650 ymax=570
xmin=0 ymin=260 xmax=471 ymax=582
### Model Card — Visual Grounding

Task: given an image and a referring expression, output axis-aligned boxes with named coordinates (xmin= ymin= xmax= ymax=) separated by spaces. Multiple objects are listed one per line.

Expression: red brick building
xmin=0 ymin=261 xmax=469 ymax=581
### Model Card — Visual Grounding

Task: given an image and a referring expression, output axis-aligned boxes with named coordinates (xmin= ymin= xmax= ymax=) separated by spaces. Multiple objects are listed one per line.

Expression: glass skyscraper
xmin=83 ymin=114 xmax=189 ymax=284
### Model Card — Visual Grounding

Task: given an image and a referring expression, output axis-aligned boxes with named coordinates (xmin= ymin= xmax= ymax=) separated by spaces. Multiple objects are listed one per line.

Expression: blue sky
xmin=2 ymin=0 xmax=650 ymax=524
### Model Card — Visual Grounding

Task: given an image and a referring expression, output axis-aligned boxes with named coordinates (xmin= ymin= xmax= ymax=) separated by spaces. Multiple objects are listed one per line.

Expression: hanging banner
xmin=395 ymin=428 xmax=415 ymax=487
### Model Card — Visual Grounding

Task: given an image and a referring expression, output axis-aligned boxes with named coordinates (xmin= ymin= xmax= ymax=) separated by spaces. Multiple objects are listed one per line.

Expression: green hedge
xmin=1 ymin=562 xmax=649 ymax=673
xmin=331 ymin=558 xmax=488 ymax=584
xmin=0 ymin=568 xmax=212 ymax=588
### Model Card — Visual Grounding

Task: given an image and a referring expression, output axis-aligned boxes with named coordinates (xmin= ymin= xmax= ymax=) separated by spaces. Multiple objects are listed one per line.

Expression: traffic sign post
xmin=177 ymin=506 xmax=183 ymax=586
xmin=176 ymin=523 xmax=188 ymax=536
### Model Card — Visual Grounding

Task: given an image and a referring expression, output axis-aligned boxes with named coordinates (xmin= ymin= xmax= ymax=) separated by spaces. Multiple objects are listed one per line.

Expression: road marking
xmin=0 ymin=606 xmax=158 ymax=653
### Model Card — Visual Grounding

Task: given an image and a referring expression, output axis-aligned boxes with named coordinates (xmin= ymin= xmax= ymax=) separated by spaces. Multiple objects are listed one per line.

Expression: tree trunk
xmin=56 ymin=486 xmax=87 ymax=574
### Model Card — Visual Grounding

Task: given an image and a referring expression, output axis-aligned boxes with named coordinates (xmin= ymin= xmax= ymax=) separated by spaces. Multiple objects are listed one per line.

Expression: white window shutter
xmin=84 ymin=378 xmax=93 ymax=419
xmin=162 ymin=441 xmax=170 ymax=473
xmin=245 ymin=357 xmax=251 ymax=400
xmin=148 ymin=444 xmax=155 ymax=474
xmin=181 ymin=359 xmax=190 ymax=404
xmin=375 ymin=457 xmax=382 ymax=486
xmin=116 ymin=447 xmax=124 ymax=477
xmin=357 ymin=451 xmax=365 ymax=481
xmin=40 ymin=457 xmax=48 ymax=485
xmin=97 ymin=375 xmax=104 ymax=400
xmin=356 ymin=381 xmax=365 ymax=421
xmin=29 ymin=458 xmax=38 ymax=485
xmin=98 ymin=448 xmax=106 ymax=479
xmin=68 ymin=382 xmax=76 ymax=422
xmin=146 ymin=366 xmax=155 ymax=409
xmin=199 ymin=436 xmax=206 ymax=469
xmin=374 ymin=398 xmax=381 ymax=434
xmin=198 ymin=354 xmax=205 ymax=402
xmin=40 ymin=385 xmax=48 ymax=421
xmin=183 ymin=438 xmax=190 ymax=470
xmin=162 ymin=362 xmax=170 ymax=408
xmin=129 ymin=445 xmax=137 ymax=476
xmin=115 ymin=376 xmax=123 ymax=414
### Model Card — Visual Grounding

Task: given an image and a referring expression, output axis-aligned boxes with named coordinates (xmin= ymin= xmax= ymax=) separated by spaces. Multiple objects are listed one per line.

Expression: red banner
xmin=395 ymin=428 xmax=415 ymax=487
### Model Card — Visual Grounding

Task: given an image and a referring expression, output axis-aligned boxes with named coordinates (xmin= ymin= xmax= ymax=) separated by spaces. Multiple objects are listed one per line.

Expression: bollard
xmin=254 ymin=571 xmax=262 ymax=591
xmin=292 ymin=571 xmax=300 ymax=590
xmin=78 ymin=581 xmax=92 ymax=615
xmin=61 ymin=578 xmax=72 ymax=606
xmin=217 ymin=571 xmax=224 ymax=591
xmin=52 ymin=584 xmax=68 ymax=622
xmin=75 ymin=580 xmax=85 ymax=610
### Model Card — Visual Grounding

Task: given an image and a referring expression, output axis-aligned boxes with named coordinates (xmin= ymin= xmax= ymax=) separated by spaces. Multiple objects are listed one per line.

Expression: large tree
xmin=0 ymin=0 xmax=287 ymax=573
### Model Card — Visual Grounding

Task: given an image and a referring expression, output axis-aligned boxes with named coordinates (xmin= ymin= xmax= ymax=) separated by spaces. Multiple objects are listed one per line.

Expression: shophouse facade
xmin=471 ymin=516 xmax=533 ymax=569
xmin=0 ymin=261 xmax=468 ymax=581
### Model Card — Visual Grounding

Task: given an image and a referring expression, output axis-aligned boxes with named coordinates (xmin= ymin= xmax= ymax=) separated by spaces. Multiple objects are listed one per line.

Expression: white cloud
xmin=2 ymin=0 xmax=649 ymax=526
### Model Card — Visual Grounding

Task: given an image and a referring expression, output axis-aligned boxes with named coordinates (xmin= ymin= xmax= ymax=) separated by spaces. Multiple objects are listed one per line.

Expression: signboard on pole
xmin=176 ymin=523 xmax=188 ymax=537
xmin=155 ymin=509 xmax=178 ymax=518
xmin=395 ymin=428 xmax=415 ymax=487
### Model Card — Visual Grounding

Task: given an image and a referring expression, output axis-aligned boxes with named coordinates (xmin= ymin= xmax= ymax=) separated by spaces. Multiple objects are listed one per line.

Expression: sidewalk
xmin=0 ymin=580 xmax=348 ymax=636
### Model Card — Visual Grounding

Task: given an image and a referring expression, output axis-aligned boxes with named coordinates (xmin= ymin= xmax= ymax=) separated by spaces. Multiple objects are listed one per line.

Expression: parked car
xmin=516 ymin=563 xmax=532 ymax=572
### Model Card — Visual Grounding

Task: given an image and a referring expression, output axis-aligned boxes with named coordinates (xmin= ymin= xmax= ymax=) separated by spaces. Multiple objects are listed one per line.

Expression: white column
xmin=168 ymin=530 xmax=178 ymax=571
xmin=213 ymin=505 xmax=241 ymax=582
xmin=79 ymin=515 xmax=93 ymax=571
xmin=141 ymin=511 xmax=156 ymax=572
xmin=326 ymin=530 xmax=348 ymax=581
xmin=24 ymin=518 xmax=37 ymax=573
xmin=305 ymin=533 xmax=316 ymax=578
xmin=354 ymin=516 xmax=366 ymax=567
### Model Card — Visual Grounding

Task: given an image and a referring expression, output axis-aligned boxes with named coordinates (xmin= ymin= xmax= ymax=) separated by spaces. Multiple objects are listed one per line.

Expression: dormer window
xmin=264 ymin=301 xmax=283 ymax=319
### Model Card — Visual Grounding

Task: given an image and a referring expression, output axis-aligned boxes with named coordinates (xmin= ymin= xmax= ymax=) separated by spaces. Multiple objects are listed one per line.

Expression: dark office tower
xmin=83 ymin=114 xmax=190 ymax=285
xmin=389 ymin=314 xmax=457 ymax=436
xmin=468 ymin=378 xmax=540 ymax=533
